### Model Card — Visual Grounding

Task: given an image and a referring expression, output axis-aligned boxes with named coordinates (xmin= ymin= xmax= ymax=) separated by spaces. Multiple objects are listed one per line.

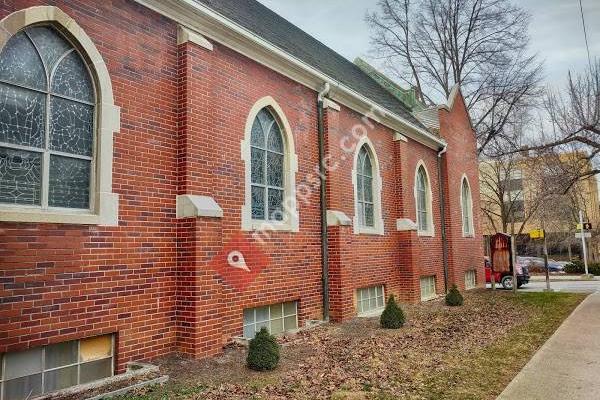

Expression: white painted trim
xmin=414 ymin=160 xmax=435 ymax=237
xmin=132 ymin=0 xmax=447 ymax=150
xmin=177 ymin=25 xmax=213 ymax=50
xmin=0 ymin=6 xmax=119 ymax=226
xmin=241 ymin=96 xmax=299 ymax=232
xmin=460 ymin=174 xmax=475 ymax=237
xmin=176 ymin=195 xmax=223 ymax=218
xmin=352 ymin=136 xmax=384 ymax=236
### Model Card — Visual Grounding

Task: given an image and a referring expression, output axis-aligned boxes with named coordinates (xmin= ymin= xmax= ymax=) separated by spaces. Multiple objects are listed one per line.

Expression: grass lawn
xmin=116 ymin=290 xmax=585 ymax=400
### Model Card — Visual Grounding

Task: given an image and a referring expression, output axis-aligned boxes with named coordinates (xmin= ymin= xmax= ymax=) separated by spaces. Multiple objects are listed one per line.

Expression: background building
xmin=480 ymin=151 xmax=600 ymax=260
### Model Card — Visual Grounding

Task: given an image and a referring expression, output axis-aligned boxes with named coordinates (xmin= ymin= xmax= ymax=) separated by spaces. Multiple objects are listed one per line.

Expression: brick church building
xmin=0 ymin=1 xmax=483 ymax=398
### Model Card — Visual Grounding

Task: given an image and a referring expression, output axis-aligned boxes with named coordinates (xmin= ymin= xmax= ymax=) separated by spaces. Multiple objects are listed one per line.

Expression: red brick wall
xmin=438 ymin=92 xmax=485 ymax=290
xmin=0 ymin=0 xmax=482 ymax=369
xmin=404 ymin=140 xmax=446 ymax=295
xmin=324 ymin=104 xmax=447 ymax=315
xmin=177 ymin=38 xmax=324 ymax=342
xmin=0 ymin=0 xmax=180 ymax=371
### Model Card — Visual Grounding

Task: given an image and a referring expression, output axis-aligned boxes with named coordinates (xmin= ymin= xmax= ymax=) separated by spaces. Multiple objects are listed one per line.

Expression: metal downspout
xmin=437 ymin=145 xmax=449 ymax=293
xmin=318 ymin=83 xmax=331 ymax=321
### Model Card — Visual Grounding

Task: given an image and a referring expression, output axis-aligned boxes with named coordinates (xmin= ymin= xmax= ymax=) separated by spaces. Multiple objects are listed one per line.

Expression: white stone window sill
xmin=1 ymin=208 xmax=104 ymax=225
xmin=417 ymin=230 xmax=435 ymax=237
xmin=245 ymin=219 xmax=299 ymax=233
xmin=357 ymin=307 xmax=385 ymax=318
xmin=355 ymin=226 xmax=385 ymax=236
xmin=421 ymin=294 xmax=439 ymax=302
xmin=0 ymin=193 xmax=118 ymax=226
xmin=462 ymin=232 xmax=476 ymax=238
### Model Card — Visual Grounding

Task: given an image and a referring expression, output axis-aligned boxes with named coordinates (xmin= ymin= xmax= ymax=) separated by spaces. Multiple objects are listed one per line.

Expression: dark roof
xmin=193 ymin=0 xmax=425 ymax=128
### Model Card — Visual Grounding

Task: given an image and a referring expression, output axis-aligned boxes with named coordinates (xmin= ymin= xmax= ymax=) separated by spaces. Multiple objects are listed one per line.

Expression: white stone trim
xmin=327 ymin=210 xmax=352 ymax=227
xmin=393 ymin=132 xmax=408 ymax=142
xmin=176 ymin=195 xmax=223 ymax=218
xmin=396 ymin=218 xmax=417 ymax=231
xmin=460 ymin=174 xmax=475 ymax=237
xmin=241 ymin=96 xmax=299 ymax=232
xmin=414 ymin=160 xmax=435 ymax=237
xmin=177 ymin=25 xmax=213 ymax=50
xmin=0 ymin=6 xmax=120 ymax=226
xmin=323 ymin=98 xmax=340 ymax=112
xmin=352 ymin=136 xmax=384 ymax=236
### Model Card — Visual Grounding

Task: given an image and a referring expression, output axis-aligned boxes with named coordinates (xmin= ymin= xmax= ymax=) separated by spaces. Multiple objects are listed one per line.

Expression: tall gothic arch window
xmin=250 ymin=108 xmax=285 ymax=221
xmin=356 ymin=145 xmax=374 ymax=227
xmin=0 ymin=26 xmax=95 ymax=210
xmin=352 ymin=137 xmax=384 ymax=235
xmin=461 ymin=177 xmax=474 ymax=236
xmin=416 ymin=164 xmax=433 ymax=235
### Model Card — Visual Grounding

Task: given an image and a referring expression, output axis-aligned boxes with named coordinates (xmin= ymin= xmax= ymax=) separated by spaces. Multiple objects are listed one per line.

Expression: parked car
xmin=485 ymin=257 xmax=530 ymax=290
xmin=518 ymin=256 xmax=566 ymax=273
xmin=547 ymin=260 xmax=567 ymax=273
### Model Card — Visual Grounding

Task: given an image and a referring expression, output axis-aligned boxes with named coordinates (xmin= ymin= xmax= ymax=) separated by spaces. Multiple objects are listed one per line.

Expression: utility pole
xmin=543 ymin=230 xmax=551 ymax=292
xmin=511 ymin=235 xmax=518 ymax=294
xmin=580 ymin=210 xmax=590 ymax=276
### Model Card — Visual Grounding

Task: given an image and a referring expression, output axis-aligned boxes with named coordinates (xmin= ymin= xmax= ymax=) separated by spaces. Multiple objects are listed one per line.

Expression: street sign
xmin=529 ymin=229 xmax=545 ymax=239
xmin=577 ymin=223 xmax=593 ymax=231
xmin=576 ymin=232 xmax=592 ymax=239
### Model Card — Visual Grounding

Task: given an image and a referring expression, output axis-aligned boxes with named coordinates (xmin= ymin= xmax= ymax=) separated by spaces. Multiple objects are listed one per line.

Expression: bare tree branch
xmin=366 ymin=0 xmax=543 ymax=153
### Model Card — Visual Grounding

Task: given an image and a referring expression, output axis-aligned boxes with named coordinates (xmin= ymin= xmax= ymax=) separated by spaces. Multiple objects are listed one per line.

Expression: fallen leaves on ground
xmin=123 ymin=290 xmax=583 ymax=400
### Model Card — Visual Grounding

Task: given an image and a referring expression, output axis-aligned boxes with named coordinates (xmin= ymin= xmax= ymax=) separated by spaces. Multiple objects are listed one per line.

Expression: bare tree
xmin=366 ymin=0 xmax=543 ymax=152
xmin=479 ymin=152 xmax=545 ymax=235
xmin=517 ymin=61 xmax=600 ymax=186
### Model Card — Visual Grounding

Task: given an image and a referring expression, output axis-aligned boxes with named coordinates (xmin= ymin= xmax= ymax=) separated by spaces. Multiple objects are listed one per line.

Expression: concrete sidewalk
xmin=498 ymin=292 xmax=600 ymax=399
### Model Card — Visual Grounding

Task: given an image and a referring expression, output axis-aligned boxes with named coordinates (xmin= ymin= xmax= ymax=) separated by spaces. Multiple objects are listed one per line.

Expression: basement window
xmin=420 ymin=276 xmax=437 ymax=301
xmin=0 ymin=334 xmax=114 ymax=400
xmin=465 ymin=270 xmax=477 ymax=290
xmin=356 ymin=285 xmax=385 ymax=315
xmin=243 ymin=302 xmax=298 ymax=338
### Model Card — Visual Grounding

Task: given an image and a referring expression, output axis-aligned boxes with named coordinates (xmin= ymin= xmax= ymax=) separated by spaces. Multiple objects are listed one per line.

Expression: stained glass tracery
xmin=250 ymin=108 xmax=285 ymax=221
xmin=357 ymin=146 xmax=374 ymax=227
xmin=0 ymin=26 xmax=95 ymax=209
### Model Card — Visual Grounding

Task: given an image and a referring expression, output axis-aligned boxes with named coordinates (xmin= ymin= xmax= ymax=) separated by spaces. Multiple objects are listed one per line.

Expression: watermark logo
xmin=208 ymin=232 xmax=270 ymax=291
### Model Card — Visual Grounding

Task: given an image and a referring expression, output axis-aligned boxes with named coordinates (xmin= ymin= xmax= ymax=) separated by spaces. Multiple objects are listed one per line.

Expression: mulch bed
xmin=123 ymin=290 xmax=552 ymax=399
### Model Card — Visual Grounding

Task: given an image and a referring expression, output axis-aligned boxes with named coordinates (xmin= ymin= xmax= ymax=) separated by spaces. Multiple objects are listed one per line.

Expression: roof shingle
xmin=193 ymin=0 xmax=425 ymax=129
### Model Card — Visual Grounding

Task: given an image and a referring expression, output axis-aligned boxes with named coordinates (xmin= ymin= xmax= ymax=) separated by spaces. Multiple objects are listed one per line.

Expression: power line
xmin=579 ymin=0 xmax=593 ymax=71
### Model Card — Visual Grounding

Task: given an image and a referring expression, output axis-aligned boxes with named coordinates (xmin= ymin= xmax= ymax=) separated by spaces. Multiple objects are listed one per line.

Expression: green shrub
xmin=380 ymin=295 xmax=406 ymax=329
xmin=246 ymin=327 xmax=280 ymax=371
xmin=564 ymin=261 xmax=600 ymax=275
xmin=445 ymin=284 xmax=464 ymax=307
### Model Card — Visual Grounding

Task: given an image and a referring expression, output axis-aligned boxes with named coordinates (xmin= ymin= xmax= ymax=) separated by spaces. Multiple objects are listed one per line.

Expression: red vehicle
xmin=485 ymin=257 xmax=530 ymax=290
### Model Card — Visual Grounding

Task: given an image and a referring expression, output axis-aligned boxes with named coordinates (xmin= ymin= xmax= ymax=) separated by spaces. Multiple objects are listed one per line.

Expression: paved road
xmin=487 ymin=278 xmax=600 ymax=293
xmin=498 ymin=292 xmax=600 ymax=399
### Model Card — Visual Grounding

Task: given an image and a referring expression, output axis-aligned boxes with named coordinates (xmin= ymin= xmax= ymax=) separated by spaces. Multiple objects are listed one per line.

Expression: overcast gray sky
xmin=257 ymin=0 xmax=600 ymax=89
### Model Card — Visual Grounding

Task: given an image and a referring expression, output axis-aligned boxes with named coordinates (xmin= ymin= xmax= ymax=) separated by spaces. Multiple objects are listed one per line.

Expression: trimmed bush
xmin=246 ymin=327 xmax=280 ymax=371
xmin=445 ymin=284 xmax=464 ymax=307
xmin=565 ymin=261 xmax=600 ymax=275
xmin=380 ymin=295 xmax=406 ymax=329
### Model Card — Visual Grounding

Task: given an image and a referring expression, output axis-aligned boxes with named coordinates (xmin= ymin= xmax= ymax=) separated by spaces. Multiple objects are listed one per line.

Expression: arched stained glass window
xmin=356 ymin=145 xmax=374 ymax=227
xmin=416 ymin=166 xmax=430 ymax=232
xmin=250 ymin=108 xmax=285 ymax=221
xmin=0 ymin=26 xmax=95 ymax=210
xmin=462 ymin=177 xmax=474 ymax=235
